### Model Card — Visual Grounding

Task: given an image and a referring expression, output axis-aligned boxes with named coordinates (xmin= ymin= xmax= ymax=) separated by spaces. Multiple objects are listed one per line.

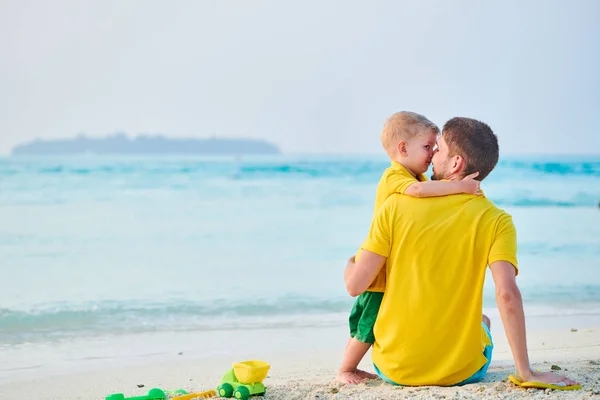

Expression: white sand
xmin=1 ymin=324 xmax=599 ymax=399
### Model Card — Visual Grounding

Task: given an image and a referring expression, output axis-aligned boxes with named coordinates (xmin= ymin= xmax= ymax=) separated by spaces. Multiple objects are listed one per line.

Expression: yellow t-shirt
xmin=360 ymin=161 xmax=427 ymax=292
xmin=361 ymin=192 xmax=518 ymax=386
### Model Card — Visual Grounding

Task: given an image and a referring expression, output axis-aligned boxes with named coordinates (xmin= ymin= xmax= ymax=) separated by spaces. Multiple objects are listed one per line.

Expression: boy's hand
xmin=460 ymin=172 xmax=481 ymax=195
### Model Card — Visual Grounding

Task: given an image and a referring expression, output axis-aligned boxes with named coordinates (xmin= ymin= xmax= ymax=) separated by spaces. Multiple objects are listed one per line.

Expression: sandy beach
xmin=2 ymin=317 xmax=599 ymax=400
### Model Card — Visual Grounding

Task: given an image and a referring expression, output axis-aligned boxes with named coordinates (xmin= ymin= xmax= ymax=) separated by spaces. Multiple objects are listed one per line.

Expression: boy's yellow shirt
xmin=358 ymin=161 xmax=427 ymax=292
xmin=361 ymin=192 xmax=517 ymax=386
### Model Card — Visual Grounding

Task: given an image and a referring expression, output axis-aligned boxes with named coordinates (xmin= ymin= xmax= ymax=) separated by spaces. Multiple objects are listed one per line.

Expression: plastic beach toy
xmin=163 ymin=390 xmax=188 ymax=397
xmin=216 ymin=360 xmax=270 ymax=400
xmin=105 ymin=388 xmax=167 ymax=400
xmin=172 ymin=390 xmax=217 ymax=399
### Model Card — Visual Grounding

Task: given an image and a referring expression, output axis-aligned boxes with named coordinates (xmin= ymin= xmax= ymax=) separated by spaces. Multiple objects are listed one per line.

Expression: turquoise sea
xmin=1 ymin=155 xmax=599 ymax=380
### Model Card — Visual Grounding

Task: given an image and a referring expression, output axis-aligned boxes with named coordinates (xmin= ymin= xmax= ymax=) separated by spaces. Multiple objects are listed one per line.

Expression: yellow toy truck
xmin=216 ymin=360 xmax=270 ymax=400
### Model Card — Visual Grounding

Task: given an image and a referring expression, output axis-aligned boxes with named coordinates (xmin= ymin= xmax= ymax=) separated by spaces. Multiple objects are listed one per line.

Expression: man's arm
xmin=344 ymin=251 xmax=387 ymax=297
xmin=490 ymin=261 xmax=579 ymax=386
xmin=490 ymin=261 xmax=532 ymax=379
xmin=404 ymin=172 xmax=480 ymax=198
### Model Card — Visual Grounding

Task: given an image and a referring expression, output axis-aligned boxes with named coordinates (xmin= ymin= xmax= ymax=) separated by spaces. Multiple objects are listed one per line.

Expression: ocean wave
xmin=0 ymin=157 xmax=598 ymax=209
xmin=3 ymin=286 xmax=600 ymax=345
xmin=493 ymin=197 xmax=597 ymax=208
xmin=500 ymin=159 xmax=600 ymax=177
xmin=0 ymin=296 xmax=351 ymax=321
xmin=1 ymin=157 xmax=598 ymax=177
xmin=0 ymin=297 xmax=351 ymax=344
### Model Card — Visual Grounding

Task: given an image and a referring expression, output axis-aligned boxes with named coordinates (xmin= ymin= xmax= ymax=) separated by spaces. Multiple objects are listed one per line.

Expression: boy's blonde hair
xmin=381 ymin=111 xmax=440 ymax=152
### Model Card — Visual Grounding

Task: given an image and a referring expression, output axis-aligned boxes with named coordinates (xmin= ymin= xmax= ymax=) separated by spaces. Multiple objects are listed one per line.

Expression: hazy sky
xmin=1 ymin=0 xmax=599 ymax=155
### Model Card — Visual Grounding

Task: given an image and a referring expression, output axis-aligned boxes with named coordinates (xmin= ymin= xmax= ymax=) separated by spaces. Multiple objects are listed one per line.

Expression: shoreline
xmin=2 ymin=312 xmax=599 ymax=382
xmin=1 ymin=315 xmax=599 ymax=399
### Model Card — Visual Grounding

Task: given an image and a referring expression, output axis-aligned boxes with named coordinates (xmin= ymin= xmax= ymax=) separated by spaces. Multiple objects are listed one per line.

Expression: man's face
xmin=431 ymin=135 xmax=451 ymax=181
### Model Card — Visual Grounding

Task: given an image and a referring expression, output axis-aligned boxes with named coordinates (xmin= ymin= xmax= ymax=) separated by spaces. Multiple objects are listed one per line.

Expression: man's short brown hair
xmin=381 ymin=111 xmax=439 ymax=152
xmin=442 ymin=117 xmax=499 ymax=181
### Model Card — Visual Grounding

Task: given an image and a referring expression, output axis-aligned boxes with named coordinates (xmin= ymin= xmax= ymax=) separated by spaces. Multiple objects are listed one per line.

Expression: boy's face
xmin=403 ymin=130 xmax=437 ymax=174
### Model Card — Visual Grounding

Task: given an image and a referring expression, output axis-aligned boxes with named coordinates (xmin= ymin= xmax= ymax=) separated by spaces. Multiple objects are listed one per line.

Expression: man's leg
xmin=457 ymin=317 xmax=494 ymax=385
xmin=482 ymin=314 xmax=490 ymax=329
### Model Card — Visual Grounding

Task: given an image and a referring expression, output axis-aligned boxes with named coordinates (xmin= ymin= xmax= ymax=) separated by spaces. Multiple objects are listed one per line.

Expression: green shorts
xmin=348 ymin=291 xmax=384 ymax=344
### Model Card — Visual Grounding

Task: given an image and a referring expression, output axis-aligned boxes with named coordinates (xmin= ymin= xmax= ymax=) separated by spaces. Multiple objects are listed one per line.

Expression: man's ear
xmin=449 ymin=154 xmax=466 ymax=176
xmin=396 ymin=141 xmax=408 ymax=157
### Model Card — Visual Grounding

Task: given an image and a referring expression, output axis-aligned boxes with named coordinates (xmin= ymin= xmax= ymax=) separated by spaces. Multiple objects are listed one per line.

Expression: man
xmin=344 ymin=117 xmax=578 ymax=387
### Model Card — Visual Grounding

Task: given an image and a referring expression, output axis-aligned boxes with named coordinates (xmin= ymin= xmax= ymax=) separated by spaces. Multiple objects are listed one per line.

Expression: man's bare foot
xmin=356 ymin=369 xmax=378 ymax=380
xmin=335 ymin=370 xmax=366 ymax=384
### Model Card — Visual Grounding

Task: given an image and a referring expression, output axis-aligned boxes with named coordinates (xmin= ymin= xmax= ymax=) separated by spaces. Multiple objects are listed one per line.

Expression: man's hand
xmin=520 ymin=370 xmax=579 ymax=387
xmin=460 ymin=171 xmax=481 ymax=195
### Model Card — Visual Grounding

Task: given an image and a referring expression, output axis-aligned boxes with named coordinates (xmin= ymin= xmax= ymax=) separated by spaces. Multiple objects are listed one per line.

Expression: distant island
xmin=11 ymin=133 xmax=281 ymax=156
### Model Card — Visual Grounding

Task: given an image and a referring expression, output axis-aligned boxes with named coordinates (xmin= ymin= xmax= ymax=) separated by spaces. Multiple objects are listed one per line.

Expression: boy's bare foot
xmin=335 ymin=370 xmax=365 ymax=384
xmin=335 ymin=369 xmax=378 ymax=384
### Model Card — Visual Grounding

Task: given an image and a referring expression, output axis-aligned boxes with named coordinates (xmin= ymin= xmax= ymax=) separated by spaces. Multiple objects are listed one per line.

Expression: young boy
xmin=336 ymin=111 xmax=481 ymax=384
